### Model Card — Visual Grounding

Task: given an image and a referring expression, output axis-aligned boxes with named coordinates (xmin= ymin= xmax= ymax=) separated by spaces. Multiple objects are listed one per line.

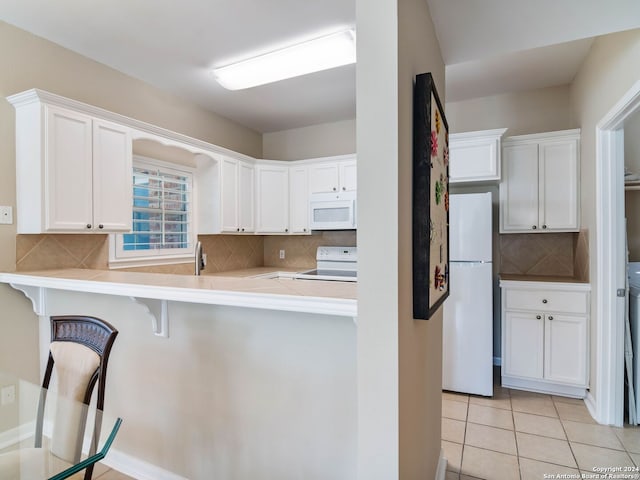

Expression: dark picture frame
xmin=412 ymin=72 xmax=450 ymax=320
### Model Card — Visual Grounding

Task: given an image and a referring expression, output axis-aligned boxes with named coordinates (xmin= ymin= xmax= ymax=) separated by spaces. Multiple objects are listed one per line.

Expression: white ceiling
xmin=1 ymin=0 xmax=639 ymax=132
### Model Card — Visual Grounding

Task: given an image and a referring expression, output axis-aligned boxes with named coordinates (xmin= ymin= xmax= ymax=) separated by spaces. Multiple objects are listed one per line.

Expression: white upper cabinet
xmin=309 ymin=156 xmax=357 ymax=194
xmin=449 ymin=128 xmax=507 ymax=184
xmin=500 ymin=129 xmax=580 ymax=233
xmin=92 ymin=119 xmax=134 ymax=231
xmin=256 ymin=165 xmax=289 ymax=233
xmin=289 ymin=165 xmax=310 ymax=234
xmin=11 ymin=96 xmax=132 ymax=233
xmin=220 ymin=157 xmax=254 ymax=233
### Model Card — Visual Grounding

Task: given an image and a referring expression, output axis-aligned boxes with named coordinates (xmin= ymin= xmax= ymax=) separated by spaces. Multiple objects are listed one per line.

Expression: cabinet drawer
xmin=504 ymin=288 xmax=588 ymax=314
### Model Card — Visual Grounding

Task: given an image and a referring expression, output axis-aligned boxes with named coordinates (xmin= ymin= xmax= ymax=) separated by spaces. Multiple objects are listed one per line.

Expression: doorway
xmin=596 ymin=79 xmax=640 ymax=426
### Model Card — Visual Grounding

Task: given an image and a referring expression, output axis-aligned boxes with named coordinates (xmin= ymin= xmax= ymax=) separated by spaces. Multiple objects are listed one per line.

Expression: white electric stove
xmin=295 ymin=246 xmax=357 ymax=282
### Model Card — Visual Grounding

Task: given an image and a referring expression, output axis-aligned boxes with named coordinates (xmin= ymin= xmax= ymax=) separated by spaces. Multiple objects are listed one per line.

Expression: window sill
xmin=108 ymin=255 xmax=194 ymax=269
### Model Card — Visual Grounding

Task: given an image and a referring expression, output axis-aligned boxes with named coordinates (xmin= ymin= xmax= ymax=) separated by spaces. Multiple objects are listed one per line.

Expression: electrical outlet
xmin=279 ymin=249 xmax=285 ymax=259
xmin=1 ymin=385 xmax=15 ymax=406
xmin=0 ymin=206 xmax=13 ymax=225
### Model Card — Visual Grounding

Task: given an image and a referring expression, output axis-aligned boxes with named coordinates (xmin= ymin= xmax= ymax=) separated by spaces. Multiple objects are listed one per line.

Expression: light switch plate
xmin=0 ymin=206 xmax=13 ymax=225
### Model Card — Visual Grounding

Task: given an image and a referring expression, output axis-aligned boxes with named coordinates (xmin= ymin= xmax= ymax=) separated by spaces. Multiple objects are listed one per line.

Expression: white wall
xmin=357 ymin=0 xmax=445 ymax=478
xmin=446 ymin=85 xmax=575 ymax=135
xmin=262 ymin=118 xmax=356 ymax=160
xmin=570 ymin=28 xmax=640 ymax=409
xmin=44 ymin=291 xmax=357 ymax=479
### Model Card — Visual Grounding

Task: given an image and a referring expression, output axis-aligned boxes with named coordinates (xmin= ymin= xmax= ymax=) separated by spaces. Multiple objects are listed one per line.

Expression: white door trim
xmin=596 ymin=79 xmax=640 ymax=426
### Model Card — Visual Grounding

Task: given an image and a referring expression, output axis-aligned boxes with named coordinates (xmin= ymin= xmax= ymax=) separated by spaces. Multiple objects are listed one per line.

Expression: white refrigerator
xmin=443 ymin=192 xmax=494 ymax=396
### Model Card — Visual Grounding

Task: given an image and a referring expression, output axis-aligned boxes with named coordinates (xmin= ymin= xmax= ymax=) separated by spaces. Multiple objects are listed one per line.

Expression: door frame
xmin=595 ymin=79 xmax=640 ymax=426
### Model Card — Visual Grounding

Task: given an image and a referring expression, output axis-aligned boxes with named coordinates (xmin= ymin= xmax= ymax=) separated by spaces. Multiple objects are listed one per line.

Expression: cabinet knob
xmin=536 ymin=315 xmax=542 ymax=320
xmin=86 ymin=224 xmax=92 ymax=229
xmin=237 ymin=228 xmax=240 ymax=232
xmin=241 ymin=228 xmax=245 ymax=232
xmin=303 ymin=228 xmax=307 ymax=232
xmin=342 ymin=187 xmax=346 ymax=191
xmin=542 ymin=224 xmax=547 ymax=229
xmin=98 ymin=224 xmax=104 ymax=229
xmin=333 ymin=187 xmax=337 ymax=191
xmin=532 ymin=225 xmax=537 ymax=230
xmin=285 ymin=228 xmax=289 ymax=232
xmin=548 ymin=316 xmax=554 ymax=321
xmin=542 ymin=299 xmax=548 ymax=304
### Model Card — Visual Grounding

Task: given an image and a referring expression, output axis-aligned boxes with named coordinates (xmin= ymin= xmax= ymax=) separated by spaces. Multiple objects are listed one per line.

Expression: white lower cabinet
xmin=501 ymin=280 xmax=590 ymax=397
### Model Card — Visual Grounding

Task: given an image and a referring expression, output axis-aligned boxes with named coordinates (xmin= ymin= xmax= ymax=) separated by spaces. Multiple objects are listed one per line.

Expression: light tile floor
xmin=442 ymin=385 xmax=640 ymax=480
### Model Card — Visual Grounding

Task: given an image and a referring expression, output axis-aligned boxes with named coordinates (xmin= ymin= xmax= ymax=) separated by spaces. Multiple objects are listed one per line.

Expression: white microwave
xmin=309 ymin=191 xmax=357 ymax=230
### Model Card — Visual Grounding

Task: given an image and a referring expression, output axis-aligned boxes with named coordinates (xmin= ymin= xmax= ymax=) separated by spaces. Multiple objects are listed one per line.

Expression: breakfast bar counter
xmin=0 ymin=268 xmax=358 ymax=337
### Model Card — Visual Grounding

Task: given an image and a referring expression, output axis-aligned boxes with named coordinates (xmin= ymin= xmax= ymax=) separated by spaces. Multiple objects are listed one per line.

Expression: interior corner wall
xmin=0 ymin=21 xmax=261 ymax=392
xmin=625 ymin=113 xmax=640 ymax=261
xmin=357 ymin=0 xmax=445 ymax=478
xmin=262 ymin=118 xmax=356 ymax=160
xmin=569 ymin=28 xmax=640 ymax=408
xmin=445 ymin=85 xmax=575 ymax=135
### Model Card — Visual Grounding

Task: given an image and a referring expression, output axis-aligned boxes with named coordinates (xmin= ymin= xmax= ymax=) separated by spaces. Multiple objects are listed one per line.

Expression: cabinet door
xmin=309 ymin=163 xmax=339 ymax=193
xmin=45 ymin=106 xmax=94 ymax=231
xmin=256 ymin=166 xmax=289 ymax=233
xmin=504 ymin=311 xmax=544 ymax=379
xmin=238 ymin=162 xmax=255 ymax=232
xmin=339 ymin=160 xmax=357 ymax=192
xmin=92 ymin=119 xmax=132 ymax=232
xmin=220 ymin=158 xmax=239 ymax=232
xmin=544 ymin=314 xmax=587 ymax=385
xmin=449 ymin=137 xmax=500 ymax=183
xmin=500 ymin=144 xmax=539 ymax=232
xmin=289 ymin=166 xmax=310 ymax=234
xmin=539 ymin=139 xmax=579 ymax=231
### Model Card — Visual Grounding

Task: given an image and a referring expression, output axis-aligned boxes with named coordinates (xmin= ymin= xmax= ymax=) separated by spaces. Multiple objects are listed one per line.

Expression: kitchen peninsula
xmin=0 ymin=268 xmax=357 ymax=337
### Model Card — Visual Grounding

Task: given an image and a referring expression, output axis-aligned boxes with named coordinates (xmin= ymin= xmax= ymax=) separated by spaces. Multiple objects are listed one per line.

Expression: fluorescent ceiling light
xmin=213 ymin=29 xmax=356 ymax=90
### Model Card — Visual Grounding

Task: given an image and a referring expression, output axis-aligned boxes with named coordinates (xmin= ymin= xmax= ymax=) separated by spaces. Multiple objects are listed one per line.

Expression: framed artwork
xmin=412 ymin=72 xmax=450 ymax=320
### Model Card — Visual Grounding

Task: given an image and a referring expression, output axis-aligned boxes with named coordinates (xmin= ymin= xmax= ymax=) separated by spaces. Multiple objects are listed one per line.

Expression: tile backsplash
xmin=16 ymin=234 xmax=109 ymax=271
xmin=499 ymin=231 xmax=588 ymax=279
xmin=264 ymin=231 xmax=357 ymax=269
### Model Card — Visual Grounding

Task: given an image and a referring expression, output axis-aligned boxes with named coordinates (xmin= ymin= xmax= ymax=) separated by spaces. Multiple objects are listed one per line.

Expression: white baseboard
xmin=493 ymin=357 xmax=501 ymax=366
xmin=584 ymin=391 xmax=599 ymax=424
xmin=0 ymin=421 xmax=35 ymax=450
xmin=435 ymin=448 xmax=447 ymax=480
xmin=101 ymin=448 xmax=188 ymax=480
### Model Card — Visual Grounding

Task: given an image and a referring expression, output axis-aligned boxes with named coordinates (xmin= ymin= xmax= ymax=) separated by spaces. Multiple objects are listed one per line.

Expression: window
xmin=110 ymin=157 xmax=195 ymax=267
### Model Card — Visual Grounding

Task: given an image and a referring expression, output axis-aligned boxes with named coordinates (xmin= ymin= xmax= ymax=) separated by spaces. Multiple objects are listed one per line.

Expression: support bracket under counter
xmin=10 ymin=283 xmax=48 ymax=317
xmin=8 ymin=282 xmax=171 ymax=338
xmin=131 ymin=297 xmax=170 ymax=338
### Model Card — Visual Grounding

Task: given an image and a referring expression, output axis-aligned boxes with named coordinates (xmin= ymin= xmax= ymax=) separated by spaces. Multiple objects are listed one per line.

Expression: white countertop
xmin=0 ymin=268 xmax=357 ymax=319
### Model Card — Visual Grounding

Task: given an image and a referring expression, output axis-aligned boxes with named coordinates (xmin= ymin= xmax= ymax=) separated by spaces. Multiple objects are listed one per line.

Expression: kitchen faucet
xmin=195 ymin=241 xmax=205 ymax=276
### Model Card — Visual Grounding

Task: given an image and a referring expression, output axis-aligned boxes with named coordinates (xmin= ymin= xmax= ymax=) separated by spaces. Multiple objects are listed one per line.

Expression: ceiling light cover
xmin=213 ymin=29 xmax=356 ymax=90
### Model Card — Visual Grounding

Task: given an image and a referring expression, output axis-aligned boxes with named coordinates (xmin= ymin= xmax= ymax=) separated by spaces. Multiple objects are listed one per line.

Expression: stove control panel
xmin=316 ymin=246 xmax=357 ymax=262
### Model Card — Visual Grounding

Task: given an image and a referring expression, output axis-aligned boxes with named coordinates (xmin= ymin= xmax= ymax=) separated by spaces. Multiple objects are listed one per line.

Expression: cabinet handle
xmin=532 ymin=225 xmax=537 ymax=230
xmin=303 ymin=228 xmax=307 ymax=232
xmin=86 ymin=224 xmax=92 ymax=229
xmin=542 ymin=299 xmax=548 ymax=304
xmin=333 ymin=187 xmax=337 ymax=191
xmin=542 ymin=224 xmax=547 ymax=229
xmin=98 ymin=224 xmax=104 ymax=229
xmin=342 ymin=187 xmax=346 ymax=191
xmin=536 ymin=315 xmax=542 ymax=320
xmin=548 ymin=316 xmax=554 ymax=321
xmin=285 ymin=228 xmax=289 ymax=232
